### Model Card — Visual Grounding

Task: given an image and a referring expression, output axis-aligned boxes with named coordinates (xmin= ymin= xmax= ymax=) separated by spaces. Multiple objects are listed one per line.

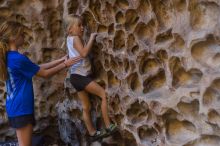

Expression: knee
xmin=100 ymin=92 xmax=107 ymax=101
xmin=100 ymin=90 xmax=106 ymax=100
xmin=82 ymin=105 xmax=91 ymax=113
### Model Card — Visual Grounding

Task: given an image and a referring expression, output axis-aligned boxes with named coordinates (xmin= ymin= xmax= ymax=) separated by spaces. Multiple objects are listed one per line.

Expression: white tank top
xmin=67 ymin=36 xmax=91 ymax=76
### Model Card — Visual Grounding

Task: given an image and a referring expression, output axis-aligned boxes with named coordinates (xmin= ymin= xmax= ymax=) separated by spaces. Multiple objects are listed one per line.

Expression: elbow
xmin=41 ymin=70 xmax=50 ymax=78
xmin=44 ymin=71 xmax=50 ymax=78
xmin=81 ymin=52 xmax=87 ymax=58
xmin=81 ymin=54 xmax=87 ymax=58
xmin=37 ymin=68 xmax=51 ymax=78
xmin=80 ymin=49 xmax=88 ymax=58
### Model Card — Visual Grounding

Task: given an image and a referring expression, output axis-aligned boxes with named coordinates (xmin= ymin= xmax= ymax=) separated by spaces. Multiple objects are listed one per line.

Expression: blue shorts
xmin=8 ymin=114 xmax=35 ymax=129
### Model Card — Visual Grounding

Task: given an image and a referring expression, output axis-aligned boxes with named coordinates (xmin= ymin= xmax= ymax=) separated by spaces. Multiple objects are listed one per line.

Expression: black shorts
xmin=70 ymin=74 xmax=93 ymax=91
xmin=8 ymin=114 xmax=35 ymax=129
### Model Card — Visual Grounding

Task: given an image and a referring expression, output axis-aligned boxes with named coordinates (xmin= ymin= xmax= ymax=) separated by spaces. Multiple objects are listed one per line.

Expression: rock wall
xmin=1 ymin=0 xmax=220 ymax=146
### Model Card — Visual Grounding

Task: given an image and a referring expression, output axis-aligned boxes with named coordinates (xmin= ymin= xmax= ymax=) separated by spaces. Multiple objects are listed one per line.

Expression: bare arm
xmin=74 ymin=33 xmax=97 ymax=57
xmin=36 ymin=56 xmax=81 ymax=78
xmin=39 ymin=55 xmax=67 ymax=69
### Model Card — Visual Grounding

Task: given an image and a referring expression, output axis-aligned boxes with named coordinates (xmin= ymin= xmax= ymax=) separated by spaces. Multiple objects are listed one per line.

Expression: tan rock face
xmin=1 ymin=0 xmax=220 ymax=145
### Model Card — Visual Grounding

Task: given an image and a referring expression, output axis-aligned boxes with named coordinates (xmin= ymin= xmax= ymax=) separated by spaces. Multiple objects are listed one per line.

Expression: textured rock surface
xmin=1 ymin=0 xmax=220 ymax=145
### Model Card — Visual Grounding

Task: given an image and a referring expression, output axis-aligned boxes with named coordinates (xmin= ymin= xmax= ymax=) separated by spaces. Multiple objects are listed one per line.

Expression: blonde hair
xmin=64 ymin=14 xmax=82 ymax=34
xmin=61 ymin=14 xmax=82 ymax=49
xmin=0 ymin=21 xmax=24 ymax=81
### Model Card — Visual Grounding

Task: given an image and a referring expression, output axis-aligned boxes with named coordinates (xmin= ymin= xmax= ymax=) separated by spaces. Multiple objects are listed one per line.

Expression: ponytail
xmin=0 ymin=39 xmax=9 ymax=81
xmin=0 ymin=21 xmax=24 ymax=81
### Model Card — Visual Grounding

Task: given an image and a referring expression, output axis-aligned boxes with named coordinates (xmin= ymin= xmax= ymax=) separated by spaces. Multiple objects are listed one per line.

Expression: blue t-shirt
xmin=6 ymin=51 xmax=40 ymax=117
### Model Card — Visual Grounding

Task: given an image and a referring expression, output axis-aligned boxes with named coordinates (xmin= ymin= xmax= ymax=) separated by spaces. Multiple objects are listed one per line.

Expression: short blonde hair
xmin=64 ymin=14 xmax=82 ymax=34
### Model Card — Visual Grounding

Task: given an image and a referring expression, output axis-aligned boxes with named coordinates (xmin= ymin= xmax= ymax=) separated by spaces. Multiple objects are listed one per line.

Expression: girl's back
xmin=67 ymin=36 xmax=91 ymax=76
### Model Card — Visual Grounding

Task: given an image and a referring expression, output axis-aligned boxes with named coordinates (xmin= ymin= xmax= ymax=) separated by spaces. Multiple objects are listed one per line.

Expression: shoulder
xmin=7 ymin=53 xmax=33 ymax=69
xmin=15 ymin=54 xmax=34 ymax=67
xmin=73 ymin=36 xmax=82 ymax=43
xmin=68 ymin=36 xmax=80 ymax=41
xmin=67 ymin=36 xmax=75 ymax=44
xmin=7 ymin=52 xmax=27 ymax=62
xmin=19 ymin=54 xmax=30 ymax=61
xmin=67 ymin=36 xmax=77 ymax=40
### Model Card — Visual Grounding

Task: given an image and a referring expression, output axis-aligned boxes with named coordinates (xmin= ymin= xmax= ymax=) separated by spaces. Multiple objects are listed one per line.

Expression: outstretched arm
xmin=74 ymin=33 xmax=97 ymax=57
xmin=39 ymin=55 xmax=68 ymax=69
xmin=36 ymin=56 xmax=81 ymax=78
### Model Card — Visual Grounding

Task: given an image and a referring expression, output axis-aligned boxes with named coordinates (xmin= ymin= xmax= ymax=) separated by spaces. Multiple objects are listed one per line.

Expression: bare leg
xmin=85 ymin=81 xmax=111 ymax=128
xmin=16 ymin=124 xmax=33 ymax=146
xmin=78 ymin=91 xmax=96 ymax=135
